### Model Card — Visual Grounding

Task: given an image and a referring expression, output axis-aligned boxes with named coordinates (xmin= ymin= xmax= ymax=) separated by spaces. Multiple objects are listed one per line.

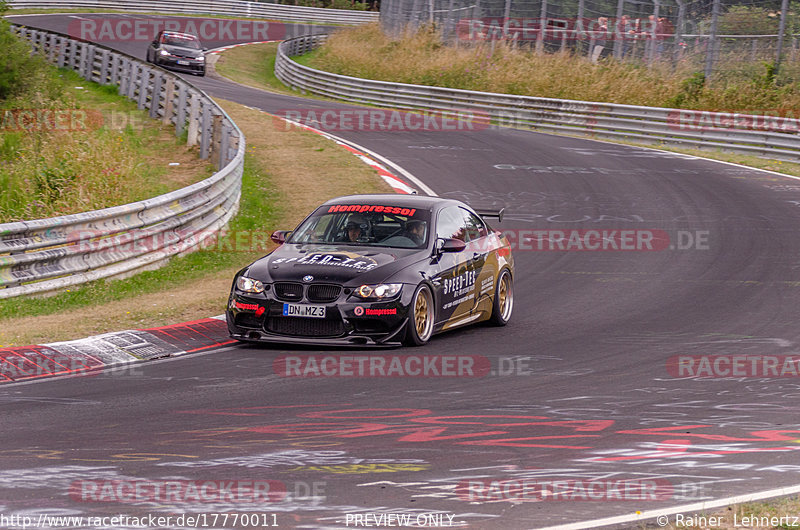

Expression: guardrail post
xmin=118 ymin=59 xmax=129 ymax=96
xmin=220 ymin=125 xmax=232 ymax=169
xmin=137 ymin=67 xmax=150 ymax=110
xmin=211 ymin=114 xmax=223 ymax=168
xmin=68 ymin=38 xmax=78 ymax=69
xmin=127 ymin=61 xmax=138 ymax=99
xmin=100 ymin=49 xmax=110 ymax=84
xmin=176 ymin=83 xmax=188 ymax=137
xmin=48 ymin=33 xmax=58 ymax=62
xmin=84 ymin=44 xmax=96 ymax=80
xmin=56 ymin=36 xmax=67 ymax=68
xmin=162 ymin=79 xmax=175 ymax=127
xmin=200 ymin=104 xmax=212 ymax=160
xmin=111 ymin=55 xmax=120 ymax=86
xmin=187 ymin=93 xmax=200 ymax=146
xmin=150 ymin=74 xmax=163 ymax=119
xmin=78 ymin=43 xmax=88 ymax=77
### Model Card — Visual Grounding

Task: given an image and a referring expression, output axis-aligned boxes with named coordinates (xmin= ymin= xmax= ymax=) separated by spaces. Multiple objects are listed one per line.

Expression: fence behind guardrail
xmin=0 ymin=25 xmax=245 ymax=299
xmin=275 ymin=34 xmax=800 ymax=164
xmin=7 ymin=0 xmax=378 ymax=25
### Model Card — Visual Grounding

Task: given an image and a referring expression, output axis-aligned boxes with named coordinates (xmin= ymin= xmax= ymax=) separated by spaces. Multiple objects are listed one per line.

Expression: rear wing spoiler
xmin=474 ymin=208 xmax=505 ymax=223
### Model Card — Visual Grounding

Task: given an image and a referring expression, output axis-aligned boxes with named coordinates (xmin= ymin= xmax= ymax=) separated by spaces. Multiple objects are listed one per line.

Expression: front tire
xmin=489 ymin=269 xmax=513 ymax=326
xmin=403 ymin=284 xmax=435 ymax=346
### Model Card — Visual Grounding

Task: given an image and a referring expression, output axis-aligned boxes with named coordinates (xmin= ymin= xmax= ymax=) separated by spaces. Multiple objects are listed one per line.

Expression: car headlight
xmin=236 ymin=276 xmax=265 ymax=294
xmin=159 ymin=50 xmax=171 ymax=57
xmin=197 ymin=56 xmax=205 ymax=61
xmin=353 ymin=283 xmax=402 ymax=300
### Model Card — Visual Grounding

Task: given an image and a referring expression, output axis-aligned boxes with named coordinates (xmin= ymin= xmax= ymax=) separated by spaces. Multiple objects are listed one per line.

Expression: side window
xmin=461 ymin=209 xmax=488 ymax=242
xmin=436 ymin=206 xmax=468 ymax=242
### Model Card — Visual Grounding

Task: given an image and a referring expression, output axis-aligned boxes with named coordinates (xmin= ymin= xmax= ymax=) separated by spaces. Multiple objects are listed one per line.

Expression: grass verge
xmin=0 ymin=98 xmax=391 ymax=346
xmin=213 ymin=43 xmax=298 ymax=96
xmin=1 ymin=68 xmax=212 ymax=221
xmin=307 ymin=23 xmax=800 ymax=112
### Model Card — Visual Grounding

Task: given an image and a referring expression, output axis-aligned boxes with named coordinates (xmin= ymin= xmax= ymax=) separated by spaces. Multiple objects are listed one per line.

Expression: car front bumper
xmin=226 ymin=287 xmax=414 ymax=347
xmin=156 ymin=56 xmax=205 ymax=74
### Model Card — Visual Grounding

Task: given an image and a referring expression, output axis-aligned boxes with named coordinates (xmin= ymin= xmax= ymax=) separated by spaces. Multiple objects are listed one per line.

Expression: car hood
xmin=162 ymin=44 xmax=203 ymax=58
xmin=246 ymin=244 xmax=427 ymax=284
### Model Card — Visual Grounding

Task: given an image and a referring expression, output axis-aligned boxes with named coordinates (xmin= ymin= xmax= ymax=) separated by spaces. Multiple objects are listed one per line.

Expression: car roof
xmin=162 ymin=32 xmax=200 ymax=40
xmin=321 ymin=194 xmax=469 ymax=212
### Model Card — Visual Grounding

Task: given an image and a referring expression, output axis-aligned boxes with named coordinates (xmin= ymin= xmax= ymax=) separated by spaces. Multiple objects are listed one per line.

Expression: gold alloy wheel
xmin=498 ymin=271 xmax=513 ymax=322
xmin=413 ymin=287 xmax=434 ymax=341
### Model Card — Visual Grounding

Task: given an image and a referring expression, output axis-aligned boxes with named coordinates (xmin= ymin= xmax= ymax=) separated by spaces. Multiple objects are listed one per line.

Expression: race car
xmin=226 ymin=195 xmax=514 ymax=346
xmin=146 ymin=31 xmax=206 ymax=76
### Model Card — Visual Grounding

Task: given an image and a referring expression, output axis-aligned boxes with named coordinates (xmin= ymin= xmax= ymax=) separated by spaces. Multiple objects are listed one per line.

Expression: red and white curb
xmin=0 ymin=316 xmax=232 ymax=383
xmin=278 ymin=116 xmax=419 ymax=194
xmin=209 ymin=39 xmax=433 ymax=195
xmin=207 ymin=40 xmax=279 ymax=55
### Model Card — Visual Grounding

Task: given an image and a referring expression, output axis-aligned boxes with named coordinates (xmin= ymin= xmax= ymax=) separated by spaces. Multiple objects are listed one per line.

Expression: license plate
xmin=283 ymin=303 xmax=326 ymax=318
xmin=177 ymin=60 xmax=190 ymax=65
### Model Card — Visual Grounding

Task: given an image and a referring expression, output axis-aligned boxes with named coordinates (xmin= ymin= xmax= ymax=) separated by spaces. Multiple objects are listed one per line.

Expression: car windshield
xmin=162 ymin=34 xmax=201 ymax=49
xmin=288 ymin=204 xmax=431 ymax=249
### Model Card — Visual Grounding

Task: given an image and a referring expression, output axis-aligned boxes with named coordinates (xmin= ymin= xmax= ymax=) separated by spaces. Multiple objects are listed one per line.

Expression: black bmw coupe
xmin=226 ymin=195 xmax=514 ymax=346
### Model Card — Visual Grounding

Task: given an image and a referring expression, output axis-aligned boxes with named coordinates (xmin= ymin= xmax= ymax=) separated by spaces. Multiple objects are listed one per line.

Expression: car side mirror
xmin=439 ymin=238 xmax=466 ymax=253
xmin=271 ymin=230 xmax=291 ymax=244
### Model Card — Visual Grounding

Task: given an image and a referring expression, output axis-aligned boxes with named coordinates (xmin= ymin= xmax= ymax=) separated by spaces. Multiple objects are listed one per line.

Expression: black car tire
xmin=403 ymin=284 xmax=435 ymax=346
xmin=489 ymin=269 xmax=513 ymax=326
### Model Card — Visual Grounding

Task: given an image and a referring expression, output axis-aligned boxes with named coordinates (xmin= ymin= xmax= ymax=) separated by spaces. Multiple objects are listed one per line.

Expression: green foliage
xmin=0 ymin=131 xmax=22 ymax=159
xmin=0 ymin=20 xmax=62 ymax=102
xmin=0 ymin=1 xmax=8 ymax=14
xmin=755 ymin=61 xmax=777 ymax=88
xmin=667 ymin=71 xmax=706 ymax=107
xmin=717 ymin=5 xmax=779 ymax=35
xmin=33 ymin=160 xmax=76 ymax=203
xmin=329 ymin=0 xmax=369 ymax=9
xmin=273 ymin=0 xmax=369 ymax=8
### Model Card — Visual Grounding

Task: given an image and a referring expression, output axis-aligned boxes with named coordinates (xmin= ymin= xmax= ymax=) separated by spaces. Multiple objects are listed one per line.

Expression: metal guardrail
xmin=276 ymin=34 xmax=800 ymax=164
xmin=8 ymin=0 xmax=378 ymax=25
xmin=0 ymin=25 xmax=245 ymax=299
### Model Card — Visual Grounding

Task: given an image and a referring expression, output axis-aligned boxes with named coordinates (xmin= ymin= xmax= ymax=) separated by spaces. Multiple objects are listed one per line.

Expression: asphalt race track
xmin=5 ymin=13 xmax=800 ymax=529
